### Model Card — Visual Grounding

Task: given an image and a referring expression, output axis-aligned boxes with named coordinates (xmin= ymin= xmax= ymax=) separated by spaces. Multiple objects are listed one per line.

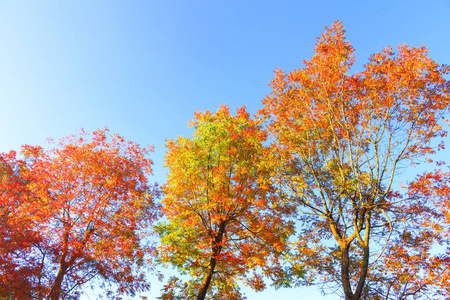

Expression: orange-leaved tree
xmin=157 ymin=106 xmax=295 ymax=300
xmin=260 ymin=21 xmax=450 ymax=299
xmin=0 ymin=129 xmax=159 ymax=299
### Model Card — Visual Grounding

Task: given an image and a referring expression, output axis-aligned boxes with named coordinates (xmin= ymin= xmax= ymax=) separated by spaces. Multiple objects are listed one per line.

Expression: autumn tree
xmin=157 ymin=106 xmax=295 ymax=300
xmin=0 ymin=129 xmax=158 ymax=299
xmin=260 ymin=21 xmax=450 ymax=299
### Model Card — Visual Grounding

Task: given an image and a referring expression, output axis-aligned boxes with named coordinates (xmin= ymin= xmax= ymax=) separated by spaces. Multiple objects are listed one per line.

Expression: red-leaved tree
xmin=0 ymin=129 xmax=159 ymax=299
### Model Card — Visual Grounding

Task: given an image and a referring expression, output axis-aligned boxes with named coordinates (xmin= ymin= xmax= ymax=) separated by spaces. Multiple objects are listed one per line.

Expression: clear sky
xmin=0 ymin=1 xmax=449 ymax=299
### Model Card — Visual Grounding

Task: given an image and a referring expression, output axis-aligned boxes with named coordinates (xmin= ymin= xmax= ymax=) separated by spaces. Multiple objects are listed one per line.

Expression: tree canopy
xmin=157 ymin=106 xmax=294 ymax=300
xmin=0 ymin=129 xmax=158 ymax=299
xmin=260 ymin=21 xmax=450 ymax=300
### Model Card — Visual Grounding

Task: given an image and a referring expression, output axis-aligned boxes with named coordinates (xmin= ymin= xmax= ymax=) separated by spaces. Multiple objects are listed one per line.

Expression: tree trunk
xmin=341 ymin=242 xmax=355 ymax=300
xmin=46 ymin=223 xmax=95 ymax=300
xmin=353 ymin=244 xmax=370 ymax=299
xmin=197 ymin=261 xmax=216 ymax=300
xmin=48 ymin=263 xmax=67 ymax=300
xmin=197 ymin=222 xmax=226 ymax=300
xmin=354 ymin=212 xmax=371 ymax=299
xmin=48 ymin=224 xmax=70 ymax=300
xmin=340 ymin=212 xmax=371 ymax=300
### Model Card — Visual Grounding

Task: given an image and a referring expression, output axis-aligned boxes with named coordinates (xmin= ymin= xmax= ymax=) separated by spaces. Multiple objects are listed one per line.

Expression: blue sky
xmin=1 ymin=1 xmax=449 ymax=299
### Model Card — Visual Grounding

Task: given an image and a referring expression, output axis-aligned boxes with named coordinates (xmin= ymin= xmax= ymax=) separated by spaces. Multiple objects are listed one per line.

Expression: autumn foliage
xmin=0 ymin=129 xmax=158 ymax=299
xmin=157 ymin=106 xmax=294 ymax=300
xmin=260 ymin=21 xmax=450 ymax=299
xmin=1 ymin=21 xmax=450 ymax=300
